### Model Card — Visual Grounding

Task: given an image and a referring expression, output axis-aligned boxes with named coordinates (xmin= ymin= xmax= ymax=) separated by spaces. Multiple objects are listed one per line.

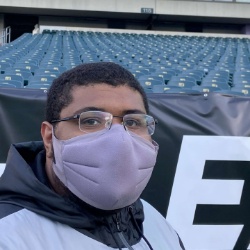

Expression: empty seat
xmin=179 ymin=71 xmax=204 ymax=85
xmin=130 ymin=70 xmax=146 ymax=78
xmin=5 ymin=68 xmax=33 ymax=85
xmin=0 ymin=80 xmax=23 ymax=88
xmin=39 ymin=65 xmax=67 ymax=73
xmin=0 ymin=62 xmax=11 ymax=73
xmin=151 ymin=71 xmax=176 ymax=84
xmin=0 ymin=82 xmax=17 ymax=88
xmin=34 ymin=71 xmax=61 ymax=78
xmin=0 ymin=74 xmax=24 ymax=83
xmin=214 ymin=89 xmax=246 ymax=96
xmin=153 ymin=85 xmax=199 ymax=94
xmin=130 ymin=68 xmax=150 ymax=75
xmin=169 ymin=76 xmax=197 ymax=84
xmin=14 ymin=63 xmax=39 ymax=74
xmin=26 ymin=83 xmax=51 ymax=89
xmin=192 ymin=85 xmax=222 ymax=92
xmin=138 ymin=75 xmax=164 ymax=83
xmin=29 ymin=75 xmax=56 ymax=84
xmin=139 ymin=79 xmax=164 ymax=89
xmin=167 ymin=77 xmax=197 ymax=88
xmin=201 ymin=78 xmax=230 ymax=90
xmin=231 ymin=86 xmax=250 ymax=95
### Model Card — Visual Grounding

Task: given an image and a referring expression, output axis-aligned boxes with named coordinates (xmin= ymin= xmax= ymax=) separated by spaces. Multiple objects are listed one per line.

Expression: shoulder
xmin=0 ymin=208 xmax=113 ymax=250
xmin=141 ymin=199 xmax=185 ymax=250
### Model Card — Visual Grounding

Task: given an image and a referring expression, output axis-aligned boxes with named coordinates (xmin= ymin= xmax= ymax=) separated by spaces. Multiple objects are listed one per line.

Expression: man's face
xmin=54 ymin=83 xmax=150 ymax=141
xmin=41 ymin=83 xmax=152 ymax=196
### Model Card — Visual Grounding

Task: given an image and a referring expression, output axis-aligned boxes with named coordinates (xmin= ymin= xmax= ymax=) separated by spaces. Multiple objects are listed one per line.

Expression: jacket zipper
xmin=116 ymin=215 xmax=135 ymax=250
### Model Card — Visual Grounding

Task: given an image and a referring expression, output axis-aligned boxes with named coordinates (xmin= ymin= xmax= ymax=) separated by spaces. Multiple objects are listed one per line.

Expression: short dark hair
xmin=46 ymin=62 xmax=149 ymax=122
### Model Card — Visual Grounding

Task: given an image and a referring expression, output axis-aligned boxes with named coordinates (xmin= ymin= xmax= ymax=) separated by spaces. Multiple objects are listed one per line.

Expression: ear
xmin=41 ymin=121 xmax=54 ymax=159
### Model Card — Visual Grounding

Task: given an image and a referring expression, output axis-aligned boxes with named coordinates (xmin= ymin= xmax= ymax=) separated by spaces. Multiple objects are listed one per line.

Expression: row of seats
xmin=0 ymin=67 xmax=65 ymax=88
xmin=0 ymin=31 xmax=250 ymax=95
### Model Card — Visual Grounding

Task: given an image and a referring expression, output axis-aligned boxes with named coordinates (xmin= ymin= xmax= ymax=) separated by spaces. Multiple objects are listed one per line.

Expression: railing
xmin=0 ymin=26 xmax=11 ymax=46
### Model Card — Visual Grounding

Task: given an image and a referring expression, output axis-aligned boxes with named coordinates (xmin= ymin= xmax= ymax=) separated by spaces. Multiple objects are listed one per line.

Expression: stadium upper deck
xmin=0 ymin=0 xmax=250 ymax=20
xmin=1 ymin=0 xmax=250 ymax=35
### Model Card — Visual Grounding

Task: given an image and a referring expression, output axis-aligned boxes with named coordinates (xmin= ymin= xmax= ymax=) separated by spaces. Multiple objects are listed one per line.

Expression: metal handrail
xmin=0 ymin=26 xmax=11 ymax=46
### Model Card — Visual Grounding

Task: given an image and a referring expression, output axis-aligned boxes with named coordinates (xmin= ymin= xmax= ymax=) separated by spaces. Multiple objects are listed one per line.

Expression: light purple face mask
xmin=52 ymin=124 xmax=159 ymax=210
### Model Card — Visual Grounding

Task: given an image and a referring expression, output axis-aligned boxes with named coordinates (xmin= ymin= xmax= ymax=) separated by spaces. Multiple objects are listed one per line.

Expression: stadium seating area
xmin=1 ymin=30 xmax=250 ymax=96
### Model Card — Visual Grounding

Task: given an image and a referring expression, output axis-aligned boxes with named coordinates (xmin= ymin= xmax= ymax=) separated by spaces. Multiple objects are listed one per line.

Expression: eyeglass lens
xmin=79 ymin=111 xmax=155 ymax=135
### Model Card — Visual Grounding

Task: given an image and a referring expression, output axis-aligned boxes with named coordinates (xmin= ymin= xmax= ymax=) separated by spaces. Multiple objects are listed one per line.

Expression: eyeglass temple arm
xmin=50 ymin=114 xmax=80 ymax=124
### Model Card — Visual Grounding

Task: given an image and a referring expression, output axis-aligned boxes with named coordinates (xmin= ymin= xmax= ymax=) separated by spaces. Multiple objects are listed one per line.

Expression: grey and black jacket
xmin=0 ymin=142 xmax=185 ymax=250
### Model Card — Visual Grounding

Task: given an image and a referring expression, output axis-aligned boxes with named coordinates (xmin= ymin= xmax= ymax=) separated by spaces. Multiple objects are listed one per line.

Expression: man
xmin=0 ymin=62 xmax=185 ymax=249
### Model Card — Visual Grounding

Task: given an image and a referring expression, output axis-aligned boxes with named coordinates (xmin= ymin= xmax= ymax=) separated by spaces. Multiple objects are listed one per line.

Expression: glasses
xmin=51 ymin=111 xmax=157 ymax=136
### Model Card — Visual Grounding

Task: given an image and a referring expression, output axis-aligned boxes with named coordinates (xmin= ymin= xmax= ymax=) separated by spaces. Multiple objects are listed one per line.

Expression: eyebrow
xmin=72 ymin=107 xmax=105 ymax=115
xmin=123 ymin=109 xmax=145 ymax=115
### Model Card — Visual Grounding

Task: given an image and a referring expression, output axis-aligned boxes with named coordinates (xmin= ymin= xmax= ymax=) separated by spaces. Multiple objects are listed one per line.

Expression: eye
xmin=80 ymin=118 xmax=102 ymax=127
xmin=125 ymin=119 xmax=141 ymax=128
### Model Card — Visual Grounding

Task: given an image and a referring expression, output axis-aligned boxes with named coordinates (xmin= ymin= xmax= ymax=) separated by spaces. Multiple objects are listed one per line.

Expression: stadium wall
xmin=39 ymin=16 xmax=108 ymax=29
xmin=39 ymin=18 xmax=245 ymax=35
xmin=0 ymin=0 xmax=250 ymax=20
xmin=39 ymin=15 xmax=187 ymax=32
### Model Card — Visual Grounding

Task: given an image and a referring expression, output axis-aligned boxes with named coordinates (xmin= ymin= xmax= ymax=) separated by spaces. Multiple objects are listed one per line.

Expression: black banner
xmin=0 ymin=88 xmax=46 ymax=162
xmin=144 ymin=92 xmax=250 ymax=214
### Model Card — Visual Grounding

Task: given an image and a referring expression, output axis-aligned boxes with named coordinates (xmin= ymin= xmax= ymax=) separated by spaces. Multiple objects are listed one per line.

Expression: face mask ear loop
xmin=51 ymin=127 xmax=56 ymax=164
xmin=52 ymin=146 xmax=56 ymax=164
xmin=51 ymin=124 xmax=60 ymax=139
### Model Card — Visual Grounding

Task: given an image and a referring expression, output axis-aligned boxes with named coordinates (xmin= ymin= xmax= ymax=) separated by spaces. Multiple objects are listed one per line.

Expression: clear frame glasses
xmin=51 ymin=110 xmax=157 ymax=136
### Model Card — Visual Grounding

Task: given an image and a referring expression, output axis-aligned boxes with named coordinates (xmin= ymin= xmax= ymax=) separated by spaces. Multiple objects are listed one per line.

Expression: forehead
xmin=60 ymin=84 xmax=146 ymax=117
